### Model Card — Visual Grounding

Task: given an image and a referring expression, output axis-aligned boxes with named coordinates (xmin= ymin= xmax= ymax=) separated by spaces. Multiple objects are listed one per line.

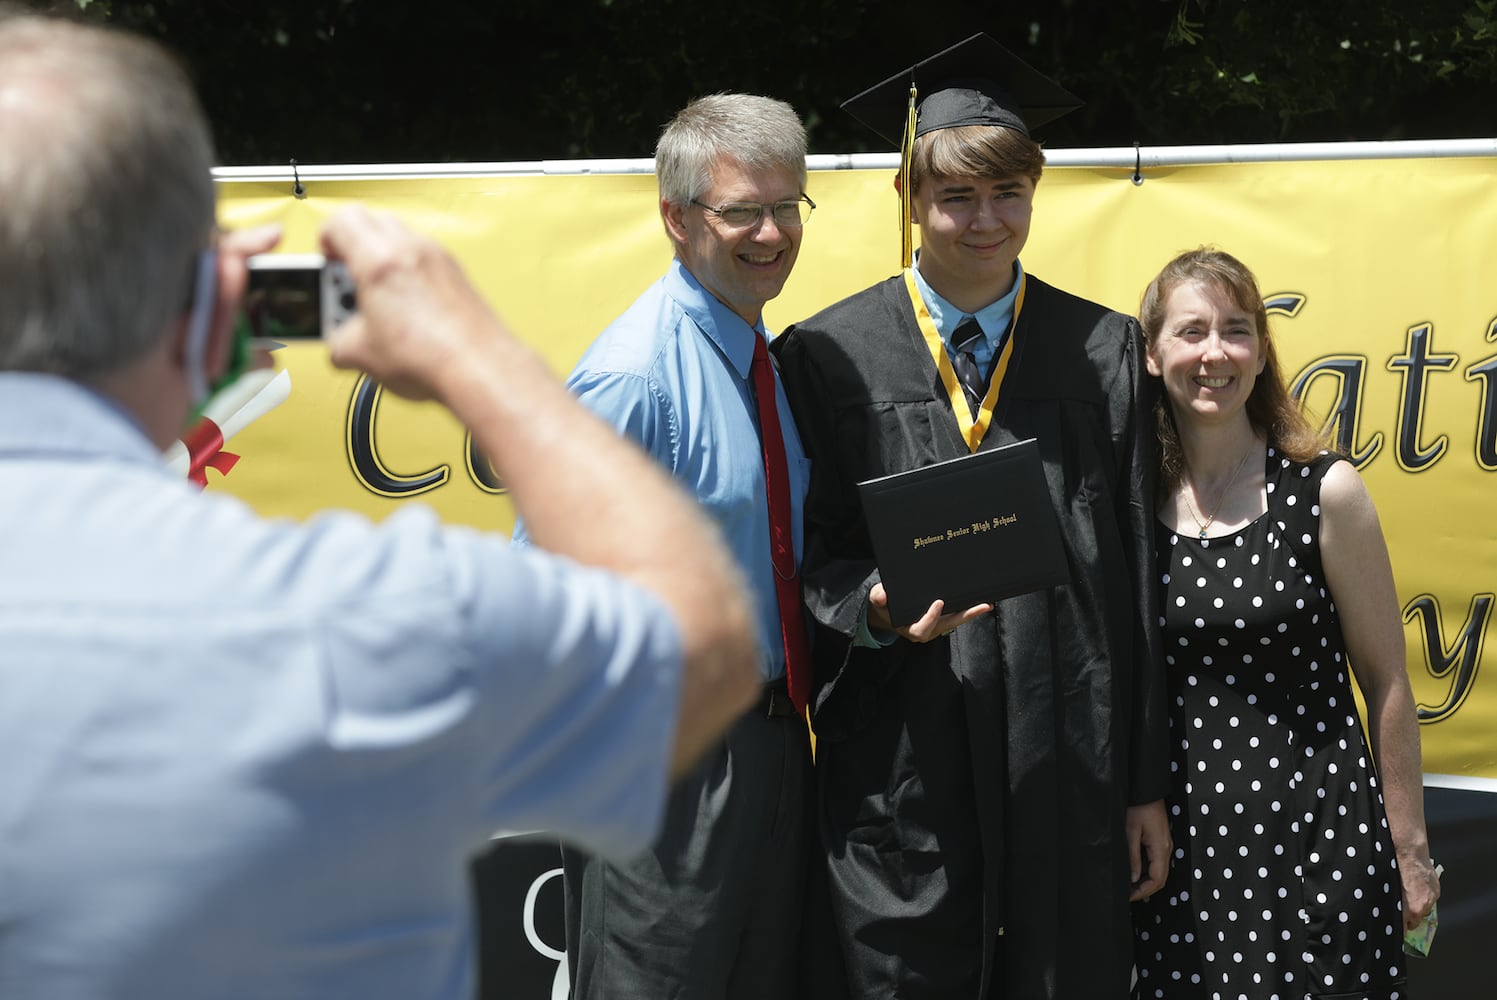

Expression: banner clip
xmin=1132 ymin=142 xmax=1144 ymax=186
xmin=290 ymin=159 xmax=307 ymax=200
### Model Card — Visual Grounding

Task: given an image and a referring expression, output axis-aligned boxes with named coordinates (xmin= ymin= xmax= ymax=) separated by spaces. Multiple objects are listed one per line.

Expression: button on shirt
xmin=518 ymin=258 xmax=811 ymax=683
xmin=0 ymin=373 xmax=684 ymax=1000
xmin=913 ymin=256 xmax=1025 ymax=379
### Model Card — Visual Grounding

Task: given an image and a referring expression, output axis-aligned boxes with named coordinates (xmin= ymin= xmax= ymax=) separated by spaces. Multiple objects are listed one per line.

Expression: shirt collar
xmin=912 ymin=255 xmax=1025 ymax=347
xmin=663 ymin=257 xmax=765 ymax=381
xmin=0 ymin=372 xmax=166 ymax=470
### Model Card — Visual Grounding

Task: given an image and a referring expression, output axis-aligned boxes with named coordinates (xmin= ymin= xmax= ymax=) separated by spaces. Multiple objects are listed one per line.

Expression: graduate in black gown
xmin=771 ymin=34 xmax=1172 ymax=999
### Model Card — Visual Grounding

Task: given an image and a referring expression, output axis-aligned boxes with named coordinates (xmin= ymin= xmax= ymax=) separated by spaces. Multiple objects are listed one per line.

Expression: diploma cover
xmin=858 ymin=438 xmax=1070 ymax=626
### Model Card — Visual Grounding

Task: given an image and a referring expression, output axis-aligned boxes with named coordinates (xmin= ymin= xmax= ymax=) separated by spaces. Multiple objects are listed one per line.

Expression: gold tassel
xmin=899 ymin=83 xmax=917 ymax=270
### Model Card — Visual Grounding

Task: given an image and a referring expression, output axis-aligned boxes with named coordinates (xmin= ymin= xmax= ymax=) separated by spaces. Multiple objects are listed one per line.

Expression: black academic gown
xmin=772 ymin=273 xmax=1169 ymax=1000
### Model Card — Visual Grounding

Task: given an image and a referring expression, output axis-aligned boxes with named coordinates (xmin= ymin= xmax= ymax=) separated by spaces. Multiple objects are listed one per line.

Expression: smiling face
xmin=1146 ymin=278 xmax=1267 ymax=427
xmin=661 ymin=157 xmax=803 ymax=327
xmin=911 ymin=173 xmax=1033 ymax=310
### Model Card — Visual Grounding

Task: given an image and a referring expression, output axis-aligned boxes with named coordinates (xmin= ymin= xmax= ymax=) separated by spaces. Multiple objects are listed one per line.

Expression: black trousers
xmin=563 ymin=703 xmax=812 ymax=999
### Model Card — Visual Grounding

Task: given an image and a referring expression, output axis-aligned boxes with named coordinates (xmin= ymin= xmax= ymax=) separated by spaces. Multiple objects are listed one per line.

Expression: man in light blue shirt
xmin=0 ymin=12 xmax=759 ymax=1000
xmin=518 ymin=94 xmax=814 ymax=999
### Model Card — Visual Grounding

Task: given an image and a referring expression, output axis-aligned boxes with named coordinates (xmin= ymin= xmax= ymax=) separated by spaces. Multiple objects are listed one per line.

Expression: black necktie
xmin=951 ymin=316 xmax=986 ymax=416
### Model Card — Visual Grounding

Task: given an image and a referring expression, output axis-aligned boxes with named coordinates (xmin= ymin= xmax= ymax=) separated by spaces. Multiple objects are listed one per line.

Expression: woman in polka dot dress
xmin=1130 ymin=248 xmax=1440 ymax=999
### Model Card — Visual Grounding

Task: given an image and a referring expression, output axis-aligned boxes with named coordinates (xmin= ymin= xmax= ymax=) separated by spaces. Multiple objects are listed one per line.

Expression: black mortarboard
xmin=840 ymin=33 xmax=1082 ymax=268
xmin=841 ymin=32 xmax=1083 ymax=145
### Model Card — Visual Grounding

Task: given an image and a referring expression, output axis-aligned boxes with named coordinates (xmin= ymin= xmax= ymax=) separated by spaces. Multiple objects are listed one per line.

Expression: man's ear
xmin=661 ymin=198 xmax=690 ymax=245
xmin=201 ymin=247 xmax=247 ymax=383
xmin=169 ymin=247 xmax=245 ymax=398
xmin=166 ymin=249 xmax=219 ymax=404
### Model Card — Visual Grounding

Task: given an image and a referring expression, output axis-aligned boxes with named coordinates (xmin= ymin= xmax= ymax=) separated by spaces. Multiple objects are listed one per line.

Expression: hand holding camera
xmin=233 ymin=208 xmax=522 ymax=407
xmin=241 ymin=253 xmax=357 ymax=342
xmin=317 ymin=205 xmax=521 ymax=404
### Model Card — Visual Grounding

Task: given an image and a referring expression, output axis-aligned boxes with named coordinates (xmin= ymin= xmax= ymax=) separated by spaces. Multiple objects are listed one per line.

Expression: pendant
xmin=1198 ymin=528 xmax=1208 ymax=539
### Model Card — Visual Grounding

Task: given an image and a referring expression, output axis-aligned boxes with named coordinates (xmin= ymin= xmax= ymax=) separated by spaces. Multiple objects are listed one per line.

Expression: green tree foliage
xmin=41 ymin=0 xmax=1497 ymax=163
xmin=1137 ymin=0 xmax=1497 ymax=141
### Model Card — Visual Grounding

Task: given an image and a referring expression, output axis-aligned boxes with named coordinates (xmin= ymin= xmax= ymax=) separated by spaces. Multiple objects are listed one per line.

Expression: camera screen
xmin=240 ymin=266 xmax=322 ymax=340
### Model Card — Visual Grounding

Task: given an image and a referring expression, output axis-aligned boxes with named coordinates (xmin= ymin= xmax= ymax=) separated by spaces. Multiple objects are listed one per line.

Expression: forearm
xmin=436 ymin=328 xmax=759 ymax=771
xmin=1365 ymin=681 xmax=1431 ymax=862
xmin=315 ymin=205 xmax=755 ymax=773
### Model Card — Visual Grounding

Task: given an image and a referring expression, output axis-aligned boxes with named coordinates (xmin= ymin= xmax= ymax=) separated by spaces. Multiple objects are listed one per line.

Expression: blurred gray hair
xmin=655 ymin=94 xmax=807 ymax=207
xmin=0 ymin=8 xmax=217 ymax=378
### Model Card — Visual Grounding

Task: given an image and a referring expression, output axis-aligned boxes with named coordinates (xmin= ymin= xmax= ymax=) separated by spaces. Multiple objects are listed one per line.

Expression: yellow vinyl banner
xmin=215 ymin=156 xmax=1497 ymax=781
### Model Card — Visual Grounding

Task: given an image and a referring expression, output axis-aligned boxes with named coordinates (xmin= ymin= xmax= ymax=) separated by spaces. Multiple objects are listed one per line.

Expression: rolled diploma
xmin=163 ymin=367 xmax=293 ymax=476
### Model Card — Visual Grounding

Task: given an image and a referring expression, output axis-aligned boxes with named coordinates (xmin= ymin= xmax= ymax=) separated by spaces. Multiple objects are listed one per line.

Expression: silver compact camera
xmin=241 ymin=253 xmax=356 ymax=340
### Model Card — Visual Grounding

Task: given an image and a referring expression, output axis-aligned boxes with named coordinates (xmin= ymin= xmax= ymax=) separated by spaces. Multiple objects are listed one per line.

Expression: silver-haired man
xmin=520 ymin=94 xmax=815 ymax=997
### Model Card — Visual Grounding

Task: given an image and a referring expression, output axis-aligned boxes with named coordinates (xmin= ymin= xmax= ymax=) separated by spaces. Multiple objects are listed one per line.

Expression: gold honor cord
xmin=904 ymin=268 xmax=1026 ymax=453
xmin=899 ymin=83 xmax=917 ymax=270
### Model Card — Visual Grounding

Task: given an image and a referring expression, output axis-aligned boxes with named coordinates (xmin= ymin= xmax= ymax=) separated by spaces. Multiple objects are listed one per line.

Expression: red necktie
xmin=750 ymin=334 xmax=812 ymax=714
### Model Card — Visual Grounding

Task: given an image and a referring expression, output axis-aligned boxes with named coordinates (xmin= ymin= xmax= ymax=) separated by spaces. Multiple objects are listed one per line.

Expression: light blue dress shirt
xmin=912 ymin=256 xmax=1025 ymax=379
xmin=0 ymin=372 xmax=684 ymax=999
xmin=519 ymin=258 xmax=810 ymax=683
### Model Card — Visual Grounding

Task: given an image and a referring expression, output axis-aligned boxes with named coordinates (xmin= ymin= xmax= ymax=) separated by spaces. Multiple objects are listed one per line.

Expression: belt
xmin=755 ymin=678 xmax=800 ymax=719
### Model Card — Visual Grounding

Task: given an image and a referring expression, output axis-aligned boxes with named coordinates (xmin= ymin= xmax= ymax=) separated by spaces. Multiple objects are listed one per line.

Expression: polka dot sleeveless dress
xmin=1133 ymin=449 xmax=1406 ymax=1000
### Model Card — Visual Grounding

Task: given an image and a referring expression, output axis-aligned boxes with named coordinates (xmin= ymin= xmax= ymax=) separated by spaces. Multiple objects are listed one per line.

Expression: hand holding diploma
xmin=867 ymin=582 xmax=992 ymax=642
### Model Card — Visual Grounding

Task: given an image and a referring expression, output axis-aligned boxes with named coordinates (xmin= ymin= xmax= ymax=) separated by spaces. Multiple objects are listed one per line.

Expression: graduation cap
xmin=840 ymin=33 xmax=1083 ymax=267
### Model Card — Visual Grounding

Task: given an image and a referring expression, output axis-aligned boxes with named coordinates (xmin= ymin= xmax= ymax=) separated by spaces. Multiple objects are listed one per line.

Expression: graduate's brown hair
xmin=1139 ymin=247 xmax=1329 ymax=491
xmin=906 ymin=124 xmax=1044 ymax=196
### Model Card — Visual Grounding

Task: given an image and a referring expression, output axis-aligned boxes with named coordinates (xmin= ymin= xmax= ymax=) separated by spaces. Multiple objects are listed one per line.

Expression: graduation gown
xmin=771 ymin=272 xmax=1169 ymax=1000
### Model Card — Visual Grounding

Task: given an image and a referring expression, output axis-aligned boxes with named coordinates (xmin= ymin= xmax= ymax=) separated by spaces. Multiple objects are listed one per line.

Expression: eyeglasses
xmin=689 ymin=194 xmax=816 ymax=230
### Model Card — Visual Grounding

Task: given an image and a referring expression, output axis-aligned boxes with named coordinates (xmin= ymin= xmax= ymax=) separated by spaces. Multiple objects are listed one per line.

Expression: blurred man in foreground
xmin=0 ymin=8 xmax=758 ymax=999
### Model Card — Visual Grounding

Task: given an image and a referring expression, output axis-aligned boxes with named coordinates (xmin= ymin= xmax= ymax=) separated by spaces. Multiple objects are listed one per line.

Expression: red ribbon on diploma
xmin=182 ymin=417 xmax=240 ymax=488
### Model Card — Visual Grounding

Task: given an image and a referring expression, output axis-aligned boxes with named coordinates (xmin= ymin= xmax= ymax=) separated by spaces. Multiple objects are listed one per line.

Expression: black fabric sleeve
xmin=771 ymin=328 xmax=888 ymax=721
xmin=1116 ymin=318 xmax=1171 ymax=806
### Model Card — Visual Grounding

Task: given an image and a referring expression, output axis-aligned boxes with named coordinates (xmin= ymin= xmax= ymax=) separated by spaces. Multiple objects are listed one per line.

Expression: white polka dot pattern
xmin=1133 ymin=449 xmax=1405 ymax=999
